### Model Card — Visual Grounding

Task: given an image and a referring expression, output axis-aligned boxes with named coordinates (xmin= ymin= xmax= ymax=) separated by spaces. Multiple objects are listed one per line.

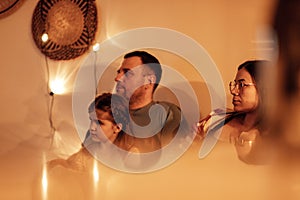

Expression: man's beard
xmin=128 ymin=87 xmax=147 ymax=106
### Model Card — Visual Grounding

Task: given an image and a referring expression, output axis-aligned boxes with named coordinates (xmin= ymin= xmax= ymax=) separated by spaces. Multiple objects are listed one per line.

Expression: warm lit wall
xmin=0 ymin=0 xmax=276 ymax=123
xmin=0 ymin=0 xmax=277 ymax=199
xmin=0 ymin=0 xmax=276 ymax=117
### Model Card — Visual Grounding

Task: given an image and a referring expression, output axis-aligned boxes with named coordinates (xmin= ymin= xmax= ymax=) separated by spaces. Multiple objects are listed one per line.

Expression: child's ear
xmin=114 ymin=123 xmax=123 ymax=134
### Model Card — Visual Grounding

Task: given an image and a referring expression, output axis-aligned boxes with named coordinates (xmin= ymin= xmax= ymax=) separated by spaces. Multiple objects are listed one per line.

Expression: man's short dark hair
xmin=124 ymin=51 xmax=162 ymax=91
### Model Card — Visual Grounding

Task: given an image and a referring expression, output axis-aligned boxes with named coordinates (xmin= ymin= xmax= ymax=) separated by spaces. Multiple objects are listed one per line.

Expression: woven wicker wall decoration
xmin=0 ymin=0 xmax=24 ymax=19
xmin=31 ymin=0 xmax=98 ymax=60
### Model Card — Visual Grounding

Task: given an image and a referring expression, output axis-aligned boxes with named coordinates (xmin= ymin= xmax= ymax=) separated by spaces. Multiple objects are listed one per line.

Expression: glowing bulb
xmin=93 ymin=43 xmax=100 ymax=52
xmin=41 ymin=33 xmax=49 ymax=42
xmin=50 ymin=78 xmax=65 ymax=95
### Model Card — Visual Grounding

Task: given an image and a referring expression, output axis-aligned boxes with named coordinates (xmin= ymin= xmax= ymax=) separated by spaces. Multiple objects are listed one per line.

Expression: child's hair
xmin=88 ymin=93 xmax=129 ymax=138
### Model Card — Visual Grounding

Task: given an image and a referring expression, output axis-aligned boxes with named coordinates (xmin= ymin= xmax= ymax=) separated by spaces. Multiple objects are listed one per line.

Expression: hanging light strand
xmin=93 ymin=51 xmax=98 ymax=96
xmin=44 ymin=55 xmax=56 ymax=141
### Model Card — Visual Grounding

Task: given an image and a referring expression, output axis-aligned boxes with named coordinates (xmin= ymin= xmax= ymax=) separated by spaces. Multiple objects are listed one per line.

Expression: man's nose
xmin=115 ymin=73 xmax=123 ymax=82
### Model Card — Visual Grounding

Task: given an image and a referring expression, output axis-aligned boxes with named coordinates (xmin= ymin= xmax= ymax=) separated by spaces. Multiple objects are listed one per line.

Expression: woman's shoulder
xmin=196 ymin=109 xmax=243 ymax=142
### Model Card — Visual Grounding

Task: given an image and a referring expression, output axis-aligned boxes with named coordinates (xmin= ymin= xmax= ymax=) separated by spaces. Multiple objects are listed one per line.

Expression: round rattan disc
xmin=0 ymin=0 xmax=24 ymax=19
xmin=32 ymin=0 xmax=98 ymax=60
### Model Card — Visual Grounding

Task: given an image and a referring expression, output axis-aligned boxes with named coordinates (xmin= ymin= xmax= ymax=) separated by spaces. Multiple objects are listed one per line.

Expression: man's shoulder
xmin=154 ymin=101 xmax=182 ymax=123
xmin=154 ymin=101 xmax=181 ymax=111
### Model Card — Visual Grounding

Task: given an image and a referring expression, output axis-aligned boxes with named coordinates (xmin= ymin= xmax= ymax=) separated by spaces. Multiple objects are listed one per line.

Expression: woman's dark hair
xmin=237 ymin=60 xmax=270 ymax=130
xmin=238 ymin=60 xmax=269 ymax=85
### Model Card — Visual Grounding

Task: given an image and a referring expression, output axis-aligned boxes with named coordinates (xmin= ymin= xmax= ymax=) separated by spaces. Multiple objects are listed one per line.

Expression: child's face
xmin=89 ymin=109 xmax=118 ymax=143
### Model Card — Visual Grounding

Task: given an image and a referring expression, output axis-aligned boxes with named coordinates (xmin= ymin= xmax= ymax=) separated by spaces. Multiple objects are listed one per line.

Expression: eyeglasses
xmin=229 ymin=80 xmax=255 ymax=92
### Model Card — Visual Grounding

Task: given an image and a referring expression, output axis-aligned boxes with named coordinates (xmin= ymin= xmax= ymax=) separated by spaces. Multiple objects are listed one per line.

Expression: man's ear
xmin=114 ymin=123 xmax=123 ymax=134
xmin=148 ymin=74 xmax=156 ymax=84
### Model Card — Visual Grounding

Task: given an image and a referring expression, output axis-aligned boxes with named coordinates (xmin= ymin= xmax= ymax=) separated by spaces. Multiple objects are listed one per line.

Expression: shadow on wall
xmin=154 ymin=81 xmax=215 ymax=121
xmin=23 ymin=91 xmax=82 ymax=159
xmin=97 ymin=77 xmax=228 ymax=123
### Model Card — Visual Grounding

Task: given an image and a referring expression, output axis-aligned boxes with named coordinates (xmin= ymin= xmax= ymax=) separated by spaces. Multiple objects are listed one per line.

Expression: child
xmin=47 ymin=93 xmax=131 ymax=171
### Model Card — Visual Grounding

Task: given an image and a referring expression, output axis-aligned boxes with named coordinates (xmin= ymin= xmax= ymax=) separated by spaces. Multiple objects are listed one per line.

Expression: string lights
xmin=49 ymin=78 xmax=66 ymax=95
xmin=41 ymin=33 xmax=48 ymax=43
xmin=44 ymin=55 xmax=69 ymax=149
xmin=44 ymin=54 xmax=57 ymax=143
xmin=93 ymin=43 xmax=100 ymax=96
xmin=42 ymin=32 xmax=66 ymax=147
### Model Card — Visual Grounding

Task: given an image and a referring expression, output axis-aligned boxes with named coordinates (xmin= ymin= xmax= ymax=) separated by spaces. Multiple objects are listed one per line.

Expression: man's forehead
xmin=121 ymin=56 xmax=143 ymax=69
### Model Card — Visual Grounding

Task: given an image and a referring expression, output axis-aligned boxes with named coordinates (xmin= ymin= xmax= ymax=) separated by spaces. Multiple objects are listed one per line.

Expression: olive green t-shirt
xmin=127 ymin=101 xmax=183 ymax=147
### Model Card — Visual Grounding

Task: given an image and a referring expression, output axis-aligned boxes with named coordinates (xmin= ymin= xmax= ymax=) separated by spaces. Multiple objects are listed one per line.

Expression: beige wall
xmin=0 ymin=0 xmax=276 ymax=124
xmin=0 ymin=1 xmax=278 ymax=199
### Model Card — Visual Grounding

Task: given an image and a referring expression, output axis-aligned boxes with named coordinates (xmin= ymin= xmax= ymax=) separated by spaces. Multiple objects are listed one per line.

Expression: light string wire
xmin=44 ymin=55 xmax=56 ymax=146
xmin=93 ymin=51 xmax=98 ymax=96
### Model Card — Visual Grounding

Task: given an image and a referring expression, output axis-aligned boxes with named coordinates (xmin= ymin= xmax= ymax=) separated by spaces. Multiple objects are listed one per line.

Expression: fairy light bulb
xmin=93 ymin=43 xmax=100 ymax=52
xmin=50 ymin=78 xmax=65 ymax=95
xmin=41 ymin=33 xmax=49 ymax=43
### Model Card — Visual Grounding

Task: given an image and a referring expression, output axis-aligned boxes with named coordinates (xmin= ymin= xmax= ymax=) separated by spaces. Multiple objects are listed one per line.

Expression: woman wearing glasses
xmin=197 ymin=60 xmax=271 ymax=164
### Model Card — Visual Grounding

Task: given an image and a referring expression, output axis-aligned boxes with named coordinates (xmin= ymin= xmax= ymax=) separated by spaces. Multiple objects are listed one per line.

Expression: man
xmin=114 ymin=51 xmax=183 ymax=151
